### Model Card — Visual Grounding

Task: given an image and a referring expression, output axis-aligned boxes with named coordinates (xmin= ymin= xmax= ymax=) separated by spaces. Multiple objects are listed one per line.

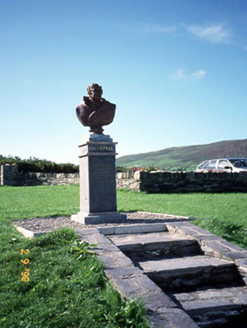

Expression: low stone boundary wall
xmin=0 ymin=165 xmax=79 ymax=186
xmin=1 ymin=164 xmax=247 ymax=192
xmin=21 ymin=172 xmax=80 ymax=186
xmin=133 ymin=171 xmax=247 ymax=193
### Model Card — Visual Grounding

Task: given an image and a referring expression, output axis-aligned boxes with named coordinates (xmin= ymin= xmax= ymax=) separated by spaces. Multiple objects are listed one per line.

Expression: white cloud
xmin=172 ymin=69 xmax=186 ymax=81
xmin=171 ymin=69 xmax=207 ymax=82
xmin=186 ymin=24 xmax=231 ymax=44
xmin=128 ymin=22 xmax=233 ymax=46
xmin=192 ymin=70 xmax=207 ymax=80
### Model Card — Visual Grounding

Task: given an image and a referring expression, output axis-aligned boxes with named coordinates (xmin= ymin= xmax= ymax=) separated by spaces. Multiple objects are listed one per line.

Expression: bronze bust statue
xmin=76 ymin=83 xmax=116 ymax=134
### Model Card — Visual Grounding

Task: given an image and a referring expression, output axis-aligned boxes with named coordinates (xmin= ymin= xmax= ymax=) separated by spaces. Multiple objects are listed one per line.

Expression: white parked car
xmin=196 ymin=158 xmax=247 ymax=173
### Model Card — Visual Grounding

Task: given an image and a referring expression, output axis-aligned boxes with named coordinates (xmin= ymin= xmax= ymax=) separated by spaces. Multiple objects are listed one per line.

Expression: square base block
xmin=71 ymin=212 xmax=127 ymax=224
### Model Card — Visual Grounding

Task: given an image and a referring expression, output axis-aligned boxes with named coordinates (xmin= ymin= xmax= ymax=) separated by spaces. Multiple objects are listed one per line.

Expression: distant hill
xmin=116 ymin=139 xmax=247 ymax=171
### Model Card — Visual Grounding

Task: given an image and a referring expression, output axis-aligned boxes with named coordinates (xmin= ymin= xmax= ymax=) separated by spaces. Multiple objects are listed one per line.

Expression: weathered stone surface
xmin=108 ymin=231 xmax=202 ymax=260
xmin=71 ymin=133 xmax=127 ymax=224
xmin=105 ymin=270 xmax=176 ymax=311
xmin=236 ymin=259 xmax=247 ymax=270
xmin=137 ymin=171 xmax=247 ymax=193
xmin=167 ymin=223 xmax=215 ymax=237
xmin=113 ymin=223 xmax=167 ymax=235
xmin=161 ymin=308 xmax=200 ymax=328
xmin=147 ymin=309 xmax=199 ymax=328
xmin=192 ymin=234 xmax=224 ymax=242
xmin=104 ymin=266 xmax=143 ymax=278
xmin=14 ymin=225 xmax=35 ymax=239
xmin=174 ymin=287 xmax=247 ymax=327
xmin=97 ymin=251 xmax=134 ymax=268
xmin=222 ymin=251 xmax=247 ymax=261
xmin=97 ymin=223 xmax=168 ymax=235
xmin=220 ymin=240 xmax=246 ymax=252
xmin=0 ymin=165 xmax=80 ymax=186
xmin=2 ymin=164 xmax=247 ymax=192
xmin=109 ymin=231 xmax=193 ymax=246
xmin=200 ymin=240 xmax=245 ymax=258
xmin=72 ymin=211 xmax=126 ymax=224
xmin=139 ymin=255 xmax=242 ymax=291
xmin=76 ymin=228 xmax=99 ymax=236
xmin=140 ymin=255 xmax=232 ymax=273
xmin=76 ymin=231 xmax=122 ymax=254
xmin=0 ymin=164 xmax=19 ymax=186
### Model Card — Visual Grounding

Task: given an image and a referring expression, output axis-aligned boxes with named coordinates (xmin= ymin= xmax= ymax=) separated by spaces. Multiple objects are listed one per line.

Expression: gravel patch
xmin=12 ymin=212 xmax=191 ymax=233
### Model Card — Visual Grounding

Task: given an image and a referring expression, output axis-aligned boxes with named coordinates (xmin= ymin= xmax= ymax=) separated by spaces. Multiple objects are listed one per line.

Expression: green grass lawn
xmin=1 ymin=228 xmax=149 ymax=328
xmin=1 ymin=185 xmax=247 ymax=327
xmin=117 ymin=189 xmax=247 ymax=249
xmin=0 ymin=185 xmax=150 ymax=328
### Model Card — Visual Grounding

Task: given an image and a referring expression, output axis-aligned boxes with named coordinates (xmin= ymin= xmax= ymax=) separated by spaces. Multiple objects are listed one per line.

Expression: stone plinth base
xmin=71 ymin=134 xmax=126 ymax=225
xmin=71 ymin=212 xmax=127 ymax=224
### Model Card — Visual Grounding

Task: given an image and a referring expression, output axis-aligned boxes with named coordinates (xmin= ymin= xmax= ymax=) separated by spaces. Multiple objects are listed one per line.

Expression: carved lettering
xmin=90 ymin=162 xmax=114 ymax=181
xmin=88 ymin=144 xmax=115 ymax=152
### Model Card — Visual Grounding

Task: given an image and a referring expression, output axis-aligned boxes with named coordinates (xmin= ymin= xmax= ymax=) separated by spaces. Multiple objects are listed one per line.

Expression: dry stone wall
xmin=1 ymin=165 xmax=247 ymax=192
xmin=0 ymin=165 xmax=79 ymax=186
xmin=133 ymin=170 xmax=247 ymax=193
xmin=0 ymin=164 xmax=19 ymax=186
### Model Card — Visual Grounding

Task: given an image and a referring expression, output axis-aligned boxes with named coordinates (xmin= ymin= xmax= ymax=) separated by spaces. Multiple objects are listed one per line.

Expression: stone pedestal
xmin=71 ymin=134 xmax=127 ymax=224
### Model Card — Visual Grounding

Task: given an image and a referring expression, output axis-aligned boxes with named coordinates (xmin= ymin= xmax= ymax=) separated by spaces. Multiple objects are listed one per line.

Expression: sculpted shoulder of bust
xmin=76 ymin=83 xmax=116 ymax=134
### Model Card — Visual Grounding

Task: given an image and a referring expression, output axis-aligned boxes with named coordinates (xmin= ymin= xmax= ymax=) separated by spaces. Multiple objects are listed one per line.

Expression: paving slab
xmin=174 ymin=286 xmax=247 ymax=327
xmin=139 ymin=255 xmax=233 ymax=273
xmin=222 ymin=251 xmax=247 ymax=261
xmin=108 ymin=232 xmax=203 ymax=260
xmin=138 ymin=255 xmax=242 ymax=292
xmin=97 ymin=250 xmax=134 ymax=268
xmin=109 ymin=231 xmax=194 ymax=246
xmin=167 ymin=223 xmax=216 ymax=236
xmin=147 ymin=309 xmax=199 ymax=328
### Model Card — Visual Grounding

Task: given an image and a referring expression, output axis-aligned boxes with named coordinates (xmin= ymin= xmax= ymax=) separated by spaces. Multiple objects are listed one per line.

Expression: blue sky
xmin=1 ymin=0 xmax=246 ymax=164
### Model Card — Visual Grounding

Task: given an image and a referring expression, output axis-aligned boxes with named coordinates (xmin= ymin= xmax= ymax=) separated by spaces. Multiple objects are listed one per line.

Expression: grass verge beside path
xmin=1 ymin=228 xmax=149 ymax=328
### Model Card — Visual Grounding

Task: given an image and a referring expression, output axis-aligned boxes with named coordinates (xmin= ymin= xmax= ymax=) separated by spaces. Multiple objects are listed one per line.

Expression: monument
xmin=71 ymin=83 xmax=127 ymax=224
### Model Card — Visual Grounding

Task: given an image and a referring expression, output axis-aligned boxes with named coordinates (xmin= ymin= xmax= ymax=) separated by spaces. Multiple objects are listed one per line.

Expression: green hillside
xmin=116 ymin=139 xmax=247 ymax=171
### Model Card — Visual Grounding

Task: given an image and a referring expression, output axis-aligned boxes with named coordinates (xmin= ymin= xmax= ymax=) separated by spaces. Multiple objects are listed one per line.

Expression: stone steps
xmin=15 ymin=214 xmax=247 ymax=327
xmin=77 ymin=220 xmax=247 ymax=327
xmin=138 ymin=255 xmax=244 ymax=292
xmin=110 ymin=231 xmax=203 ymax=260
xmin=106 ymin=225 xmax=247 ymax=327
xmin=174 ymin=286 xmax=247 ymax=327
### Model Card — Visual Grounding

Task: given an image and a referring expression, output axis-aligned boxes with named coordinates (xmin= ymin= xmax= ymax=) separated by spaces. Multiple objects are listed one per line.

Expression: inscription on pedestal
xmin=79 ymin=142 xmax=116 ymax=158
xmin=88 ymin=144 xmax=115 ymax=153
xmin=71 ymin=136 xmax=127 ymax=223
xmin=89 ymin=154 xmax=116 ymax=213
xmin=90 ymin=162 xmax=113 ymax=181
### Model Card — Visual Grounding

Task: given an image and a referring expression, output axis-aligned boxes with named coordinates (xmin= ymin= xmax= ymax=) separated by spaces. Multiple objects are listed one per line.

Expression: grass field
xmin=0 ymin=185 xmax=150 ymax=328
xmin=1 ymin=185 xmax=247 ymax=327
xmin=117 ymin=189 xmax=247 ymax=249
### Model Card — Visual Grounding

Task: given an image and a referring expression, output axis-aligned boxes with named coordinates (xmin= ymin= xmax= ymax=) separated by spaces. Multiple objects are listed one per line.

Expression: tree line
xmin=0 ymin=155 xmax=79 ymax=173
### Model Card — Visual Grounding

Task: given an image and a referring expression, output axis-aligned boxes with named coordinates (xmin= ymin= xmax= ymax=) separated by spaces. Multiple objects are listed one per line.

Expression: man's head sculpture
xmin=76 ymin=83 xmax=116 ymax=134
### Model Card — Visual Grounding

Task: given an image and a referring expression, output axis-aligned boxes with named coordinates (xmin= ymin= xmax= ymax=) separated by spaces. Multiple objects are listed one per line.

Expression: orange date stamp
xmin=20 ymin=249 xmax=30 ymax=282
